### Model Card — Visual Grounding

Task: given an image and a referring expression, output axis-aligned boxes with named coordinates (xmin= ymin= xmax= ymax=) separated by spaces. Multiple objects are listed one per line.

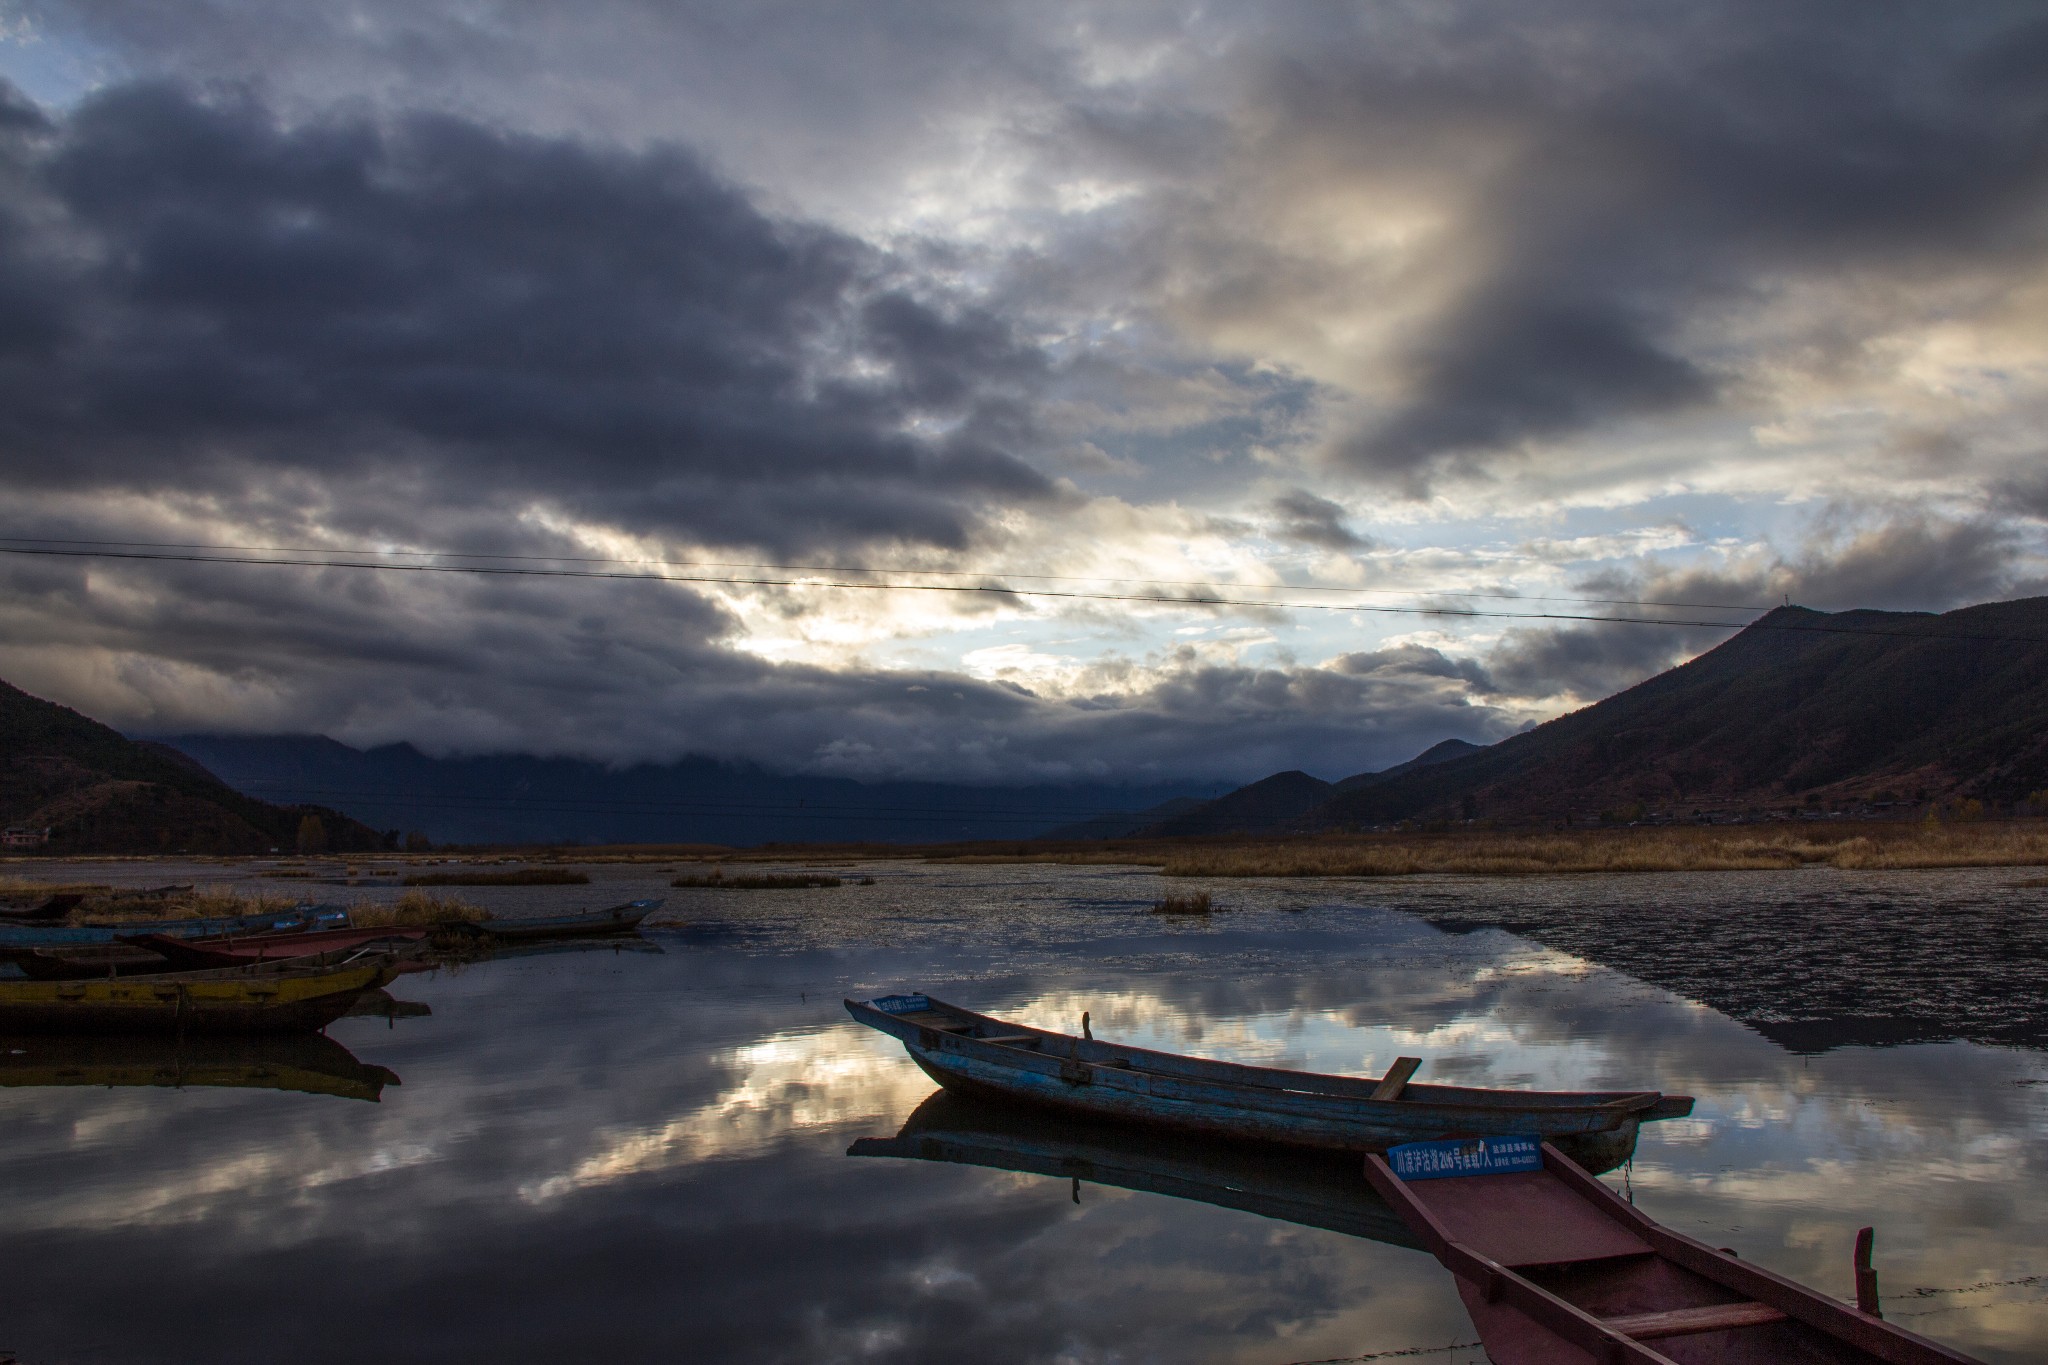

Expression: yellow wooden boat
xmin=0 ymin=959 xmax=396 ymax=1033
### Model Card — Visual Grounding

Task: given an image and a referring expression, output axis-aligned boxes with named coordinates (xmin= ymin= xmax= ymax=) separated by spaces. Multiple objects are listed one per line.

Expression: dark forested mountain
xmin=1313 ymin=598 xmax=2048 ymax=827
xmin=1131 ymin=738 xmax=1491 ymax=836
xmin=1140 ymin=598 xmax=2048 ymax=834
xmin=1141 ymin=770 xmax=1336 ymax=837
xmin=1038 ymin=797 xmax=1210 ymax=841
xmin=1330 ymin=738 xmax=1486 ymax=793
xmin=0 ymin=680 xmax=383 ymax=854
xmin=162 ymin=734 xmax=1226 ymax=846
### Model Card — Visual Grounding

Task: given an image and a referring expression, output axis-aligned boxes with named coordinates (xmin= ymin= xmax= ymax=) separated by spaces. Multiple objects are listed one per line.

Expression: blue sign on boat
xmin=1387 ymin=1134 xmax=1542 ymax=1180
xmin=870 ymin=994 xmax=932 ymax=1015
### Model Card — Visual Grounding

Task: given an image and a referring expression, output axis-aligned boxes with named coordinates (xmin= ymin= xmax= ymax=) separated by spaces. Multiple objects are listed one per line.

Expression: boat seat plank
xmin=1603 ymin=1301 xmax=1787 ymax=1339
xmin=1404 ymin=1171 xmax=1654 ymax=1267
xmin=975 ymin=1033 xmax=1042 ymax=1046
xmin=1371 ymin=1056 xmax=1423 ymax=1102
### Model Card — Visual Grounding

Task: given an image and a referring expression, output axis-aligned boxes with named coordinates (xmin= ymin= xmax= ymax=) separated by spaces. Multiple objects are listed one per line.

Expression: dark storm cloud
xmin=0 ymin=81 xmax=1056 ymax=553
xmin=1267 ymin=489 xmax=1370 ymax=550
xmin=1787 ymin=517 xmax=2026 ymax=613
xmin=1253 ymin=3 xmax=2048 ymax=486
xmin=1484 ymin=620 xmax=1711 ymax=706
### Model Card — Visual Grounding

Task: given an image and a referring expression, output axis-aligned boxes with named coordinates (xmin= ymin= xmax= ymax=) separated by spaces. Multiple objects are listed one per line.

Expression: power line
xmin=0 ymin=536 xmax=1772 ymax=613
xmin=3 ymin=541 xmax=2043 ymax=642
xmin=0 ymin=542 xmax=1770 ymax=630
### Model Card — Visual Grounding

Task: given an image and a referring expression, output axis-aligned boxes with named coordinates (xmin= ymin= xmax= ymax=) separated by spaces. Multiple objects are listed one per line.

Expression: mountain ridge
xmin=0 ymin=680 xmax=385 ymax=854
xmin=1308 ymin=598 xmax=2048 ymax=827
xmin=160 ymin=733 xmax=1229 ymax=846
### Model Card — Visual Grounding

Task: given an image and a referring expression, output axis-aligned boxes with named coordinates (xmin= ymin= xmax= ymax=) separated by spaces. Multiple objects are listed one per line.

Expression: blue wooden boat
xmin=847 ymin=994 xmax=1692 ymax=1162
xmin=457 ymin=898 xmax=663 ymax=943
xmin=0 ymin=904 xmax=348 ymax=949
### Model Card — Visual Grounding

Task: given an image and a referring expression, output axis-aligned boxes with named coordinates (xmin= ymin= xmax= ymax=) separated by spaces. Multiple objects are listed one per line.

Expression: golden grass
xmin=0 ymin=878 xmax=112 ymax=898
xmin=354 ymin=890 xmax=487 ymax=926
xmin=1154 ymin=823 xmax=2048 ymax=878
xmin=1151 ymin=890 xmax=1215 ymax=915
xmin=65 ymin=884 xmax=303 ymax=923
xmin=2 ymin=877 xmax=488 ymax=925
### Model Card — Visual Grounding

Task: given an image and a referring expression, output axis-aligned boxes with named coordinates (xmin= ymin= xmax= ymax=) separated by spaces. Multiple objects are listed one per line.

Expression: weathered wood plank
xmin=1604 ymin=1301 xmax=1787 ymax=1339
xmin=1370 ymin=1056 xmax=1423 ymax=1101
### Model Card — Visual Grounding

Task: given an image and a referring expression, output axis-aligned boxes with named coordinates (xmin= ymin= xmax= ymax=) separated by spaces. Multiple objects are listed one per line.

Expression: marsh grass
xmin=671 ymin=870 xmax=842 ymax=889
xmin=0 ymin=878 xmax=111 ymax=899
xmin=0 ymin=875 xmax=488 ymax=926
xmin=355 ymin=891 xmax=487 ymax=926
xmin=58 ymin=883 xmax=302 ymax=923
xmin=403 ymin=868 xmax=589 ymax=886
xmin=1151 ymin=890 xmax=1215 ymax=915
xmin=1154 ymin=824 xmax=2048 ymax=878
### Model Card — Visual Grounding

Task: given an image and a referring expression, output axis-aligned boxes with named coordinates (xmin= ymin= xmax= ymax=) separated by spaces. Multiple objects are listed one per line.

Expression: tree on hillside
xmin=296 ymin=814 xmax=327 ymax=854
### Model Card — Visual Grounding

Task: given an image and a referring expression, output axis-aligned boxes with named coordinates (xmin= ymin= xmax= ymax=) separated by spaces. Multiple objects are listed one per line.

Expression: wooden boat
xmin=1363 ymin=1138 xmax=1983 ymax=1364
xmin=457 ymin=898 xmax=663 ymax=943
xmin=1 ymin=943 xmax=175 ymax=979
xmin=0 ymin=892 xmax=87 ymax=921
xmin=120 ymin=925 xmax=427 ymax=970
xmin=0 ymin=1032 xmax=401 ymax=1102
xmin=0 ymin=905 xmax=349 ymax=948
xmin=853 ymin=1090 xmax=1427 ymax=1250
xmin=0 ymin=958 xmax=396 ymax=1033
xmin=847 ymin=994 xmax=1692 ymax=1161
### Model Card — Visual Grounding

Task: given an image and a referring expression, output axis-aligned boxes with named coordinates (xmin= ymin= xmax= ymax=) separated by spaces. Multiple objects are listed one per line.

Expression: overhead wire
xmin=1 ymin=539 xmax=2043 ymax=642
xmin=0 ymin=535 xmax=1770 ymax=612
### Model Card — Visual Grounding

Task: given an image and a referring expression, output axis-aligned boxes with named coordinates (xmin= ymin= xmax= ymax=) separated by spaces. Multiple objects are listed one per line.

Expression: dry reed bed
xmin=1156 ymin=826 xmax=2048 ymax=878
xmin=0 ymin=879 xmax=487 ymax=925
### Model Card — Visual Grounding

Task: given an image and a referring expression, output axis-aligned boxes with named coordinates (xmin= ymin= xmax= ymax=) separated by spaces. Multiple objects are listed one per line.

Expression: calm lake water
xmin=2 ymin=859 xmax=2045 ymax=1364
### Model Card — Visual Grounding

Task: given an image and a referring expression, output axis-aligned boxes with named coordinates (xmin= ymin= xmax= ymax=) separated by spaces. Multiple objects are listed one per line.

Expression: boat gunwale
xmin=1362 ymin=1142 xmax=1987 ymax=1365
xmin=849 ymin=995 xmax=1673 ymax=1118
xmin=0 ymin=960 xmax=394 ymax=1002
xmin=466 ymin=898 xmax=664 ymax=937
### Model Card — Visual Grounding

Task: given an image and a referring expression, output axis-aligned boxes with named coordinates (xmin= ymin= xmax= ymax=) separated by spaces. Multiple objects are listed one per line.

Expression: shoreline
xmin=7 ymin=819 xmax=2048 ymax=881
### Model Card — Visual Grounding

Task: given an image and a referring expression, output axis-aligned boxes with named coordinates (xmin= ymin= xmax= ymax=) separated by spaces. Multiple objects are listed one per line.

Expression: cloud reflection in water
xmin=0 ymin=862 xmax=2041 ymax=1362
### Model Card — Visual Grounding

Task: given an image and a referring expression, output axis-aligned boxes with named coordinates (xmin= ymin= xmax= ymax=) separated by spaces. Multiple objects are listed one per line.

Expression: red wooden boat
xmin=120 ymin=925 xmax=427 ymax=970
xmin=1363 ymin=1138 xmax=1983 ymax=1364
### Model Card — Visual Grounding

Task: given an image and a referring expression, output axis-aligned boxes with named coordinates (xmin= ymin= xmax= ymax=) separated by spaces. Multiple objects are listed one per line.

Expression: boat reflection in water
xmin=854 ymin=1089 xmax=1641 ymax=1251
xmin=0 ymin=1031 xmax=403 ymax=1102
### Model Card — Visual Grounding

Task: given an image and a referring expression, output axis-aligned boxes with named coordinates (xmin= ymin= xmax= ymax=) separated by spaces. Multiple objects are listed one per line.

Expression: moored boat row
xmin=0 ymin=957 xmax=397 ymax=1033
xmin=0 ymin=897 xmax=666 ymax=1032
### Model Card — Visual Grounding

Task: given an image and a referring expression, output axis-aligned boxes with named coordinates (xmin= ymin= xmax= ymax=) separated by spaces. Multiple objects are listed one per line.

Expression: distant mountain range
xmin=159 ymin=734 xmax=1230 ymax=847
xmin=0 ymin=680 xmax=384 ymax=855
xmin=14 ymin=595 xmax=2045 ymax=853
xmin=1119 ymin=598 xmax=2048 ymax=834
xmin=1136 ymin=740 xmax=1484 ymax=837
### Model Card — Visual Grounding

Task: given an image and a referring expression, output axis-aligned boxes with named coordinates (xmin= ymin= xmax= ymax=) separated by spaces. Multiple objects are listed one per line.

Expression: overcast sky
xmin=0 ymin=2 xmax=2043 ymax=783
